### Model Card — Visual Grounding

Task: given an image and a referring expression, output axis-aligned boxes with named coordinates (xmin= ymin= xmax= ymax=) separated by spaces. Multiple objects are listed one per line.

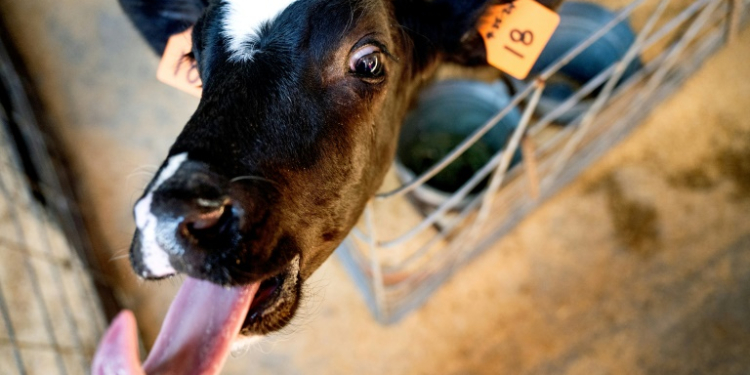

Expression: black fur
xmin=119 ymin=0 xmax=207 ymax=54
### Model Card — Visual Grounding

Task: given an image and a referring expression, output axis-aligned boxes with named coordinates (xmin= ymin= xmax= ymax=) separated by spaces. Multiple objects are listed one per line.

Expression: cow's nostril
xmin=181 ymin=204 xmax=235 ymax=243
xmin=191 ymin=205 xmax=226 ymax=230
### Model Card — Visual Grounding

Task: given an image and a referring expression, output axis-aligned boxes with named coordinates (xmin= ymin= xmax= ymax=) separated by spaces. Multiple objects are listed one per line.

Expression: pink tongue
xmin=92 ymin=311 xmax=145 ymax=375
xmin=93 ymin=277 xmax=259 ymax=375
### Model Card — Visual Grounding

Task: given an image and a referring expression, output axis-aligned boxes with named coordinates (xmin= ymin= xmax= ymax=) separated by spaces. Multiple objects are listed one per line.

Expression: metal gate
xmin=337 ymin=0 xmax=750 ymax=323
xmin=0 ymin=29 xmax=109 ymax=374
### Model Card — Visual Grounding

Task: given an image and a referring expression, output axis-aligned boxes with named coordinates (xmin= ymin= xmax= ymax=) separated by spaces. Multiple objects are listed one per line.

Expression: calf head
xmin=121 ymin=0 xmax=553 ymax=336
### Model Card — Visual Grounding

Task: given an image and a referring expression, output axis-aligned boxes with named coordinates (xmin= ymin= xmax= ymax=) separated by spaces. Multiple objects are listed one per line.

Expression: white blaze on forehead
xmin=152 ymin=152 xmax=188 ymax=191
xmin=133 ymin=152 xmax=189 ymax=277
xmin=135 ymin=152 xmax=188 ymax=230
xmin=222 ymin=0 xmax=296 ymax=62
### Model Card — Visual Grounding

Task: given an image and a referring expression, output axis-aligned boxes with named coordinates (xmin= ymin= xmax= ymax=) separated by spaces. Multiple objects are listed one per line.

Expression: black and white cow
xmin=93 ymin=0 xmax=559 ymax=373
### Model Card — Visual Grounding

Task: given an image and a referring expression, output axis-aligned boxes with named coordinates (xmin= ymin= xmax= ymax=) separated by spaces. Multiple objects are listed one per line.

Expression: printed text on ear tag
xmin=478 ymin=0 xmax=560 ymax=80
xmin=156 ymin=27 xmax=203 ymax=98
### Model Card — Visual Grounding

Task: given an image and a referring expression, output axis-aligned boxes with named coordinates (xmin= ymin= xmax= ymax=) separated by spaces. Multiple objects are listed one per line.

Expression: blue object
xmin=396 ymin=79 xmax=522 ymax=206
xmin=517 ymin=1 xmax=642 ymax=124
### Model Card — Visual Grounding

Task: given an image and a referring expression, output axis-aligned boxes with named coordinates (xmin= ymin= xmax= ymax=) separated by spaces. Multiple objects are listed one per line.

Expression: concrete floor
xmin=1 ymin=0 xmax=749 ymax=373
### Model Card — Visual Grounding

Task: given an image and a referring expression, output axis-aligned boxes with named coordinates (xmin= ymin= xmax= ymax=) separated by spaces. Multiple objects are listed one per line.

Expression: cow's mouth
xmin=240 ymin=254 xmax=301 ymax=335
xmin=115 ymin=255 xmax=302 ymax=374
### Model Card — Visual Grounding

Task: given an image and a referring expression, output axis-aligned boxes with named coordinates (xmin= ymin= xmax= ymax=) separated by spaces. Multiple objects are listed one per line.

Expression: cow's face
xmin=129 ymin=0 xmax=495 ymax=335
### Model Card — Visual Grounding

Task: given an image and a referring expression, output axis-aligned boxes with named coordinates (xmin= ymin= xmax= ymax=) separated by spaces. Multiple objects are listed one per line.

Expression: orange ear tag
xmin=478 ymin=0 xmax=560 ymax=79
xmin=156 ymin=27 xmax=203 ymax=98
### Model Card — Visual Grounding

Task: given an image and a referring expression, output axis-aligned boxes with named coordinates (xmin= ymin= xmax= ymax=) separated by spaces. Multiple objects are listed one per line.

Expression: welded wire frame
xmin=0 ymin=34 xmax=106 ymax=374
xmin=338 ymin=0 xmax=750 ymax=323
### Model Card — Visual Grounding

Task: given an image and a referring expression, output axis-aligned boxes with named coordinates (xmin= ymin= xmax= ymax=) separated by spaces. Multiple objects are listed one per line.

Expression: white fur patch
xmin=231 ymin=335 xmax=263 ymax=356
xmin=134 ymin=152 xmax=188 ymax=277
xmin=137 ymin=207 xmax=175 ymax=277
xmin=152 ymin=152 xmax=188 ymax=190
xmin=222 ymin=0 xmax=296 ymax=62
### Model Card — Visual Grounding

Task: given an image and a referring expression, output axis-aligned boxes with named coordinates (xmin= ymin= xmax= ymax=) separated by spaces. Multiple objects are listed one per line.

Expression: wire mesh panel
xmin=0 ymin=32 xmax=106 ymax=374
xmin=338 ymin=0 xmax=750 ymax=323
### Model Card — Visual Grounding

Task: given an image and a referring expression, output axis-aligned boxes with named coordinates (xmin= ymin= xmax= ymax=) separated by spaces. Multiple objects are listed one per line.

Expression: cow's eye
xmin=349 ymin=45 xmax=384 ymax=80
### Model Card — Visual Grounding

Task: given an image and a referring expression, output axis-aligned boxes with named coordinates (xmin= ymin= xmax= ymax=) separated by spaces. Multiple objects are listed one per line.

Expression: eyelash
xmin=350 ymin=36 xmax=393 ymax=61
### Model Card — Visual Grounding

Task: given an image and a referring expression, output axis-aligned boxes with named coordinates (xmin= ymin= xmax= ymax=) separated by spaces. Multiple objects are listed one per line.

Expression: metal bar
xmin=0 ymin=283 xmax=26 ymax=374
xmin=641 ymin=0 xmax=724 ymax=99
xmin=378 ymin=84 xmax=550 ymax=270
xmin=0 ymin=157 xmax=108 ymax=341
xmin=0 ymin=159 xmax=69 ymax=375
xmin=469 ymin=83 xmax=545 ymax=237
xmin=529 ymin=0 xmax=727 ymax=141
xmin=379 ymin=0 xmax=680 ymax=253
xmin=375 ymin=0 xmax=649 ymax=201
xmin=0 ymin=103 xmax=30 ymax=375
xmin=382 ymin=192 xmax=483 ymax=273
xmin=381 ymin=24 xmax=729 ymax=299
xmin=538 ymin=0 xmax=648 ymax=81
xmin=728 ymin=0 xmax=744 ymax=41
xmin=364 ymin=202 xmax=387 ymax=320
xmin=380 ymin=183 xmax=536 ymax=289
xmin=0 ymin=338 xmax=83 ymax=355
xmin=643 ymin=0 xmax=716 ymax=46
xmin=34 ymin=205 xmax=89 ymax=368
xmin=543 ymin=0 xmax=673 ymax=189
xmin=351 ymin=227 xmax=368 ymax=242
xmin=374 ymin=1 xmax=691 ymax=247
xmin=0 ymin=30 xmax=113 ymax=331
xmin=375 ymin=84 xmax=534 ymax=200
xmin=528 ymin=63 xmax=617 ymax=136
xmin=0 ymin=237 xmax=79 ymax=272
xmin=376 ymin=144 xmax=513 ymax=248
xmin=338 ymin=0 xmax=750 ymax=321
xmin=527 ymin=0 xmax=715 ymax=136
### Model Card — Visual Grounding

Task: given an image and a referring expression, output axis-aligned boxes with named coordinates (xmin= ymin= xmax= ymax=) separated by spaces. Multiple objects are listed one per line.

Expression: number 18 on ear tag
xmin=478 ymin=0 xmax=560 ymax=79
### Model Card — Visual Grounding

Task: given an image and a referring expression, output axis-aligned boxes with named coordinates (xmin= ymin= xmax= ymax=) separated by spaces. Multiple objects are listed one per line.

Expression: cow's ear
xmin=394 ymin=0 xmax=491 ymax=69
xmin=119 ymin=0 xmax=208 ymax=55
xmin=394 ymin=0 xmax=564 ymax=67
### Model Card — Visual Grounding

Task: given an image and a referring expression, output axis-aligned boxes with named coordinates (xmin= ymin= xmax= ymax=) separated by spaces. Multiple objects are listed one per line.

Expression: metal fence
xmin=0 ymin=31 xmax=107 ymax=374
xmin=338 ymin=0 xmax=750 ymax=323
